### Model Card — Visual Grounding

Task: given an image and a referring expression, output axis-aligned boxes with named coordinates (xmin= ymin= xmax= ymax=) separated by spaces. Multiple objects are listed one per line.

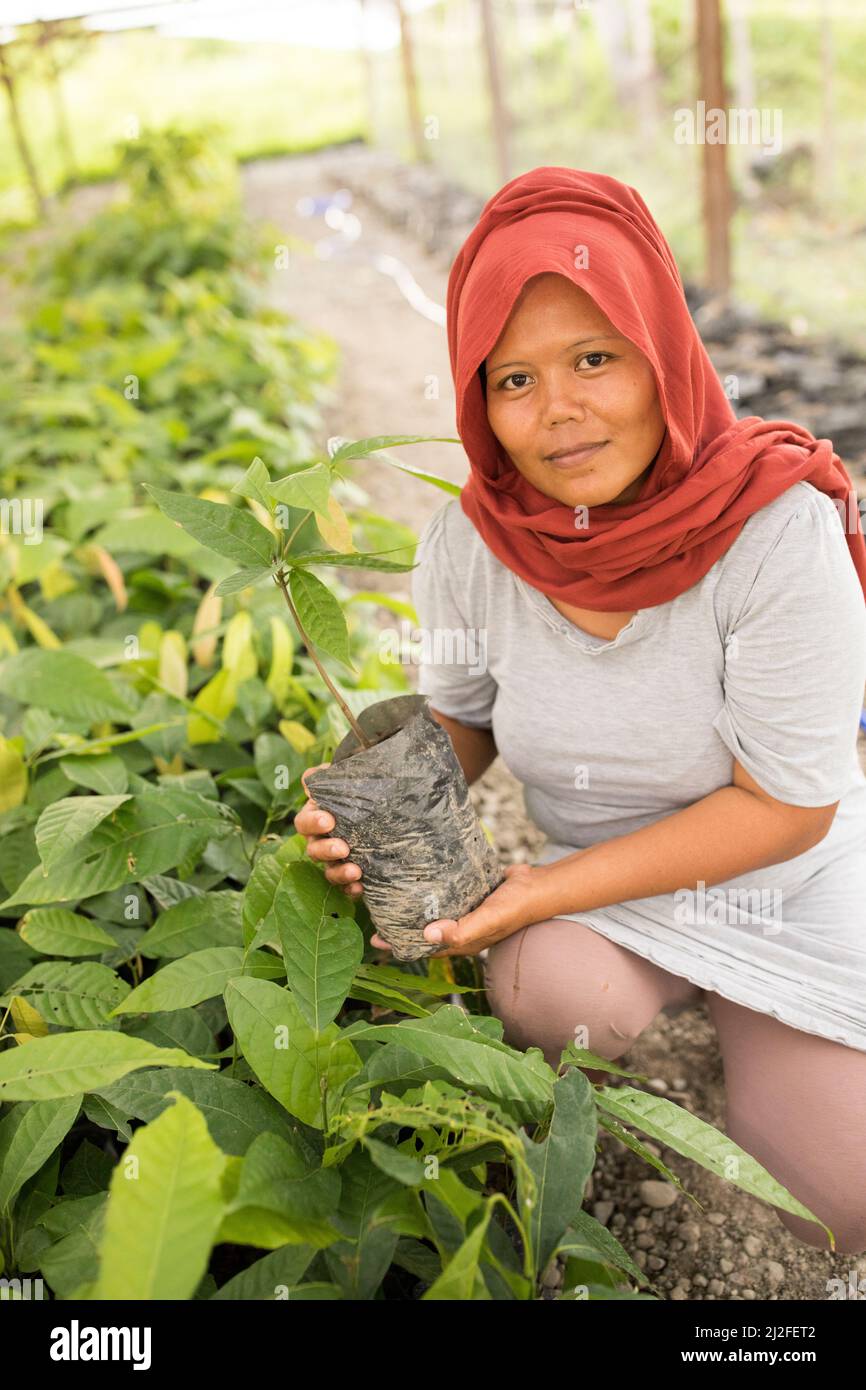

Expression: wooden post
xmin=40 ymin=22 xmax=78 ymax=186
xmin=394 ymin=0 xmax=428 ymax=163
xmin=479 ymin=0 xmax=512 ymax=186
xmin=0 ymin=43 xmax=47 ymax=220
xmin=695 ymin=0 xmax=731 ymax=300
xmin=358 ymin=0 xmax=378 ymax=146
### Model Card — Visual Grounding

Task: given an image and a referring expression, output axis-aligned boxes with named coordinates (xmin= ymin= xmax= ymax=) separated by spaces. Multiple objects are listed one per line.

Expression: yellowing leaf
xmin=158 ymin=630 xmax=188 ymax=700
xmin=0 ymin=736 xmax=28 ymax=810
xmin=315 ymin=494 xmax=355 ymax=552
xmin=222 ymin=610 xmax=257 ymax=684
xmin=0 ymin=622 xmax=18 ymax=656
xmin=187 ymin=668 xmax=238 ymax=745
xmin=9 ymin=995 xmax=48 ymax=1038
xmin=39 ymin=561 xmax=78 ymax=602
xmin=265 ymin=616 xmax=294 ymax=706
xmin=191 ymin=583 xmax=222 ymax=668
xmin=278 ymin=719 xmax=316 ymax=753
xmin=7 ymin=587 xmax=61 ymax=649
xmin=89 ymin=545 xmax=128 ymax=612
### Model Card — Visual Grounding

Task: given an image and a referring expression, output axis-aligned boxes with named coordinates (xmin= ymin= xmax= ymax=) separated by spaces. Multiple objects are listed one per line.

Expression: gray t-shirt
xmin=411 ymin=480 xmax=866 ymax=1053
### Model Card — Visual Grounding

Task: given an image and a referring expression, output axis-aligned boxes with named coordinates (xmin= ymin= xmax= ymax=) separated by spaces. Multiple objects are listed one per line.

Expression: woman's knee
xmin=482 ymin=917 xmax=678 ymax=1068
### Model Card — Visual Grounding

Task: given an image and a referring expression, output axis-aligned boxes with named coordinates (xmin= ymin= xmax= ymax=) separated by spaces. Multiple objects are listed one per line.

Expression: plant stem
xmin=274 ymin=570 xmax=372 ymax=750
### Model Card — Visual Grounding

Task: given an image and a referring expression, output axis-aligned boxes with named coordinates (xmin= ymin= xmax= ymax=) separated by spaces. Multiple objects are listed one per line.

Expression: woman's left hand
xmin=370 ymin=862 xmax=547 ymax=958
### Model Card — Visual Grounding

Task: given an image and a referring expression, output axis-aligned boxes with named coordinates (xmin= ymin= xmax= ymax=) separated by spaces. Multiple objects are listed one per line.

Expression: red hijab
xmin=446 ymin=166 xmax=866 ymax=611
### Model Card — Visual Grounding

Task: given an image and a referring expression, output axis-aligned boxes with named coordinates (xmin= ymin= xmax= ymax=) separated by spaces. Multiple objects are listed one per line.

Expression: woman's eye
xmin=498 ymin=354 xmax=611 ymax=390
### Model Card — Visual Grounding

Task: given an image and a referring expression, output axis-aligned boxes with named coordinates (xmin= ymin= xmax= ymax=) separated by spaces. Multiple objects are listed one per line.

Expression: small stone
xmin=611 ymin=1213 xmax=626 ymax=1229
xmin=744 ymin=1235 xmax=762 ymax=1258
xmin=542 ymin=1260 xmax=563 ymax=1289
xmin=592 ymin=1200 xmax=614 ymax=1227
xmin=708 ymin=1278 xmax=726 ymax=1295
xmin=764 ymin=1260 xmax=786 ymax=1289
xmin=720 ymin=1258 xmax=735 ymax=1273
xmin=707 ymin=1211 xmax=726 ymax=1226
xmin=693 ymin=1273 xmax=708 ymax=1287
xmin=678 ymin=1277 xmax=692 ymax=1291
xmin=651 ymin=1209 xmax=667 ymax=1226
xmin=636 ymin=1233 xmax=654 ymax=1249
xmin=648 ymin=1077 xmax=668 ymax=1093
xmin=671 ymin=1077 xmax=689 ymax=1091
xmin=680 ymin=1221 xmax=701 ymax=1244
xmin=633 ymin=1215 xmax=649 ymax=1233
xmin=639 ymin=1180 xmax=679 ymax=1210
xmin=670 ymin=1286 xmax=689 ymax=1300
xmin=670 ymin=1239 xmax=685 ymax=1252
xmin=743 ymin=1288 xmax=757 ymax=1300
xmin=721 ymin=1237 xmax=733 ymax=1249
xmin=647 ymin=1255 xmax=666 ymax=1271
xmin=634 ymin=1250 xmax=647 ymax=1270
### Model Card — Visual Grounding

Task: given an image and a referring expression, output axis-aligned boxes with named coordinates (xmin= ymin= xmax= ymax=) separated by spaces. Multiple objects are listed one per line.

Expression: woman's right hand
xmin=295 ymin=763 xmax=364 ymax=899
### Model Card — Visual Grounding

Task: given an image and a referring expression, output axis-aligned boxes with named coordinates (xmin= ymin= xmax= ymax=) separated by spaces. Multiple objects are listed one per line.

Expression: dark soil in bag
xmin=304 ymin=694 xmax=505 ymax=961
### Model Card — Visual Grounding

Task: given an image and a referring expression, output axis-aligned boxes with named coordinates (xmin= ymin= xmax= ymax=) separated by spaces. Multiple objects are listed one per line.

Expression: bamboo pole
xmin=694 ymin=0 xmax=732 ymax=300
xmin=479 ymin=0 xmax=512 ymax=186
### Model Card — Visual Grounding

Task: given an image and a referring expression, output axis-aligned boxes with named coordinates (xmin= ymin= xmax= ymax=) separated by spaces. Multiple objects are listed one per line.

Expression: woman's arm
xmin=518 ymin=754 xmax=838 ymax=925
xmin=428 ymin=706 xmax=498 ymax=785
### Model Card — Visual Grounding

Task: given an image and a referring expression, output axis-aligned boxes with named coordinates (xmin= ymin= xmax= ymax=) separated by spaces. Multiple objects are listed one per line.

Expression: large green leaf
xmin=224 ymin=976 xmax=362 ymax=1129
xmin=18 ymin=907 xmax=117 ymax=957
xmin=422 ymin=1202 xmax=493 ymax=1300
xmin=3 ymin=960 xmax=130 ymax=1028
xmin=92 ymin=1068 xmax=301 ymax=1156
xmin=274 ymin=862 xmax=364 ymax=1030
xmin=146 ymin=486 xmax=276 ymax=568
xmin=110 ymin=946 xmax=285 ymax=1014
xmin=93 ymin=1092 xmax=227 ymax=1299
xmin=59 ymin=753 xmax=129 ymax=796
xmin=0 ymin=650 xmax=133 ymax=724
xmin=0 ymin=1095 xmax=82 ymax=1212
xmin=517 ymin=1067 xmax=597 ymax=1276
xmin=343 ymin=1006 xmax=555 ymax=1110
xmin=0 ymin=1031 xmax=214 ymax=1101
xmin=1 ymin=789 xmax=232 ymax=907
xmin=35 ymin=795 xmax=132 ymax=870
xmin=594 ymin=1085 xmax=833 ymax=1242
xmin=136 ymin=892 xmax=243 ymax=958
xmin=232 ymin=1130 xmax=340 ymax=1223
xmin=211 ymin=1245 xmax=317 ymax=1300
xmin=329 ymin=435 xmax=463 ymax=496
xmin=287 ymin=567 xmax=353 ymax=671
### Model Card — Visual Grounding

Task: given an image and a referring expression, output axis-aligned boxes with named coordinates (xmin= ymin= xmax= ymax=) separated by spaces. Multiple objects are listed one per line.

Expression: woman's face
xmin=484 ymin=273 xmax=666 ymax=508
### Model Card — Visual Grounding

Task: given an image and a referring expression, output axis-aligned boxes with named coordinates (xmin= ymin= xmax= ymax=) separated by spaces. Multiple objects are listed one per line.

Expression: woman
xmin=297 ymin=167 xmax=866 ymax=1255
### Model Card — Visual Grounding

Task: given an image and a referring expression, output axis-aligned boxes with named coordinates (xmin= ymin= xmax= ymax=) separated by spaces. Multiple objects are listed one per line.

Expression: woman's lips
xmin=544 ymin=442 xmax=608 ymax=470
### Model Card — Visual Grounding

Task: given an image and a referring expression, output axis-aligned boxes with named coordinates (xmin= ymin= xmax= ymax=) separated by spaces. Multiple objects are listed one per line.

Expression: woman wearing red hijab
xmin=301 ymin=168 xmax=866 ymax=1255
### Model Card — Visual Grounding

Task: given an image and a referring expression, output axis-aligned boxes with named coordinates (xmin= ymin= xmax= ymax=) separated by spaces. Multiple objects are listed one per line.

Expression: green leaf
xmin=0 ymin=1032 xmax=214 ymax=1101
xmin=3 ymin=961 xmax=131 ymax=1028
xmin=137 ymin=892 xmax=243 ymax=959
xmin=287 ymin=567 xmax=353 ymax=671
xmin=268 ymin=463 xmax=331 ymax=516
xmin=231 ymin=457 xmax=273 ymax=510
xmin=18 ymin=908 xmax=117 ymax=957
xmin=2 ymin=789 xmax=231 ymax=907
xmin=214 ymin=566 xmax=273 ymax=596
xmin=344 ymin=1006 xmax=555 ymax=1110
xmin=554 ymin=1208 xmax=649 ymax=1291
xmin=110 ymin=947 xmax=285 ymax=1014
xmin=517 ymin=1067 xmax=597 ymax=1275
xmin=35 ymin=795 xmax=132 ymax=869
xmin=0 ymin=650 xmax=133 ymax=724
xmin=594 ymin=1086 xmax=834 ymax=1242
xmin=93 ymin=1068 xmax=300 ymax=1156
xmin=93 ymin=1093 xmax=227 ymax=1299
xmin=422 ymin=1203 xmax=493 ymax=1299
xmin=145 ymin=486 xmax=276 ymax=568
xmin=274 ymin=863 xmax=364 ymax=1030
xmin=224 ymin=976 xmax=362 ymax=1129
xmin=0 ymin=1096 xmax=82 ymax=1212
xmin=59 ymin=754 xmax=129 ymax=796
xmin=211 ymin=1245 xmax=317 ymax=1300
xmin=233 ymin=1130 xmax=340 ymax=1223
xmin=289 ymin=549 xmax=417 ymax=573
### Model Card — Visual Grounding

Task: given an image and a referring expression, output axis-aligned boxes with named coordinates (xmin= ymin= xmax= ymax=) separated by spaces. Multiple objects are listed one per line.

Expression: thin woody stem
xmin=274 ymin=569 xmax=372 ymax=749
